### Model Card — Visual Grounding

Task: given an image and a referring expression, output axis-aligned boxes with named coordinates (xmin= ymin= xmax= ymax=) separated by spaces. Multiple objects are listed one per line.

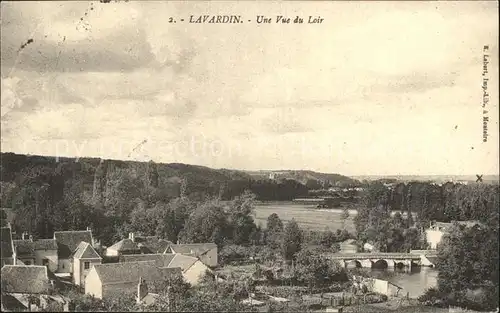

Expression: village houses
xmin=84 ymin=260 xmax=182 ymax=300
xmin=1 ymin=265 xmax=70 ymax=312
xmin=164 ymin=242 xmax=218 ymax=268
xmin=1 ymin=227 xmax=15 ymax=267
xmin=120 ymin=253 xmax=212 ymax=286
xmin=425 ymin=221 xmax=483 ymax=250
xmin=1 ymin=222 xmax=219 ymax=307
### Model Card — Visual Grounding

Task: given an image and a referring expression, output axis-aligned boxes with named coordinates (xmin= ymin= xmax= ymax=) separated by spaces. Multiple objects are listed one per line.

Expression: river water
xmin=256 ymin=203 xmax=435 ymax=298
xmin=358 ymin=267 xmax=438 ymax=298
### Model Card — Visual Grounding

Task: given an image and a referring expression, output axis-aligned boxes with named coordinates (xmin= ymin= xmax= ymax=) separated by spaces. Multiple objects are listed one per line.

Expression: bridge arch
xmin=345 ymin=260 xmax=362 ymax=269
xmin=372 ymin=259 xmax=388 ymax=269
xmin=395 ymin=261 xmax=405 ymax=269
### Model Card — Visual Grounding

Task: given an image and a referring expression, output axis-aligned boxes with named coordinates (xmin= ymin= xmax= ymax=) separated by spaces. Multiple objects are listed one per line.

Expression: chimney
xmin=86 ymin=226 xmax=91 ymax=232
xmin=136 ymin=277 xmax=148 ymax=304
xmin=129 ymin=232 xmax=135 ymax=242
xmin=22 ymin=232 xmax=27 ymax=240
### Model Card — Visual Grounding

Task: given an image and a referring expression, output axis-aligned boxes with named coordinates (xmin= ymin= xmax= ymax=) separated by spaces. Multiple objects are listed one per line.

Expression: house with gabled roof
xmin=1 ymin=265 xmax=51 ymax=294
xmin=1 ymin=226 xmax=15 ymax=266
xmin=12 ymin=232 xmax=59 ymax=272
xmin=105 ymin=233 xmax=141 ymax=257
xmin=134 ymin=235 xmax=173 ymax=254
xmin=84 ymin=260 xmax=183 ymax=299
xmin=1 ymin=265 xmax=70 ymax=311
xmin=1 ymin=265 xmax=50 ymax=311
xmin=425 ymin=220 xmax=484 ymax=250
xmin=136 ymin=276 xmax=161 ymax=306
xmin=53 ymin=230 xmax=94 ymax=273
xmin=120 ymin=253 xmax=212 ymax=285
xmin=164 ymin=243 xmax=218 ymax=267
xmin=73 ymin=242 xmax=102 ymax=286
xmin=13 ymin=238 xmax=35 ymax=266
xmin=33 ymin=238 xmax=58 ymax=272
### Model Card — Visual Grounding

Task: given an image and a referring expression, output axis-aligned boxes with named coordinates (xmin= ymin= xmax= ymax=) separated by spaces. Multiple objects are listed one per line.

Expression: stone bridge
xmin=324 ymin=252 xmax=435 ymax=270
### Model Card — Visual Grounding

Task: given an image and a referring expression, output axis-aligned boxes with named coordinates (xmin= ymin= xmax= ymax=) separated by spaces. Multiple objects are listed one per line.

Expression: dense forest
xmin=0 ymin=153 xmax=311 ymax=244
xmin=362 ymin=181 xmax=499 ymax=226
xmin=1 ymin=152 xmax=498 ymax=247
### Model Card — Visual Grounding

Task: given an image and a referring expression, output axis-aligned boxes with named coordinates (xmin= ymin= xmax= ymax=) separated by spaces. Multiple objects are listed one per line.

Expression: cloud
xmin=1 ymin=1 xmax=498 ymax=175
xmin=261 ymin=108 xmax=314 ymax=134
xmin=1 ymin=77 xmax=24 ymax=117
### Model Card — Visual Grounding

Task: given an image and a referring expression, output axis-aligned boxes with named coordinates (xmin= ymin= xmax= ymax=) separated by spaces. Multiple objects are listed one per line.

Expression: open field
xmin=253 ymin=203 xmax=356 ymax=232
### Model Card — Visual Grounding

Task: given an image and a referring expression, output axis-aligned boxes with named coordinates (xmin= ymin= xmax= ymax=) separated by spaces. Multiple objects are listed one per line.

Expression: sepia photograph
xmin=0 ymin=1 xmax=498 ymax=312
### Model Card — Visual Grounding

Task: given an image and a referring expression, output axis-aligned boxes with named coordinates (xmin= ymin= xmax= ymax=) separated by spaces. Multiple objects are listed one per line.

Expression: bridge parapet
xmin=326 ymin=253 xmax=422 ymax=260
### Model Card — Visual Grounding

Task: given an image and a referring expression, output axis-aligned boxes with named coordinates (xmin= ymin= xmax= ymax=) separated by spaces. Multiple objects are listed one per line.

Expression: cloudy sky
xmin=1 ymin=1 xmax=498 ymax=175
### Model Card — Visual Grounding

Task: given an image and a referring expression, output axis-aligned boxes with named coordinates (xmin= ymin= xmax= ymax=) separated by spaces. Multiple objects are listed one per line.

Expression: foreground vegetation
xmin=1 ymin=153 xmax=498 ymax=311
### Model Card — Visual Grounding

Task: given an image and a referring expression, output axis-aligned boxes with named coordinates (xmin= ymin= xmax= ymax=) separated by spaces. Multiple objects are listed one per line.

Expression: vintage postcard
xmin=1 ymin=1 xmax=498 ymax=312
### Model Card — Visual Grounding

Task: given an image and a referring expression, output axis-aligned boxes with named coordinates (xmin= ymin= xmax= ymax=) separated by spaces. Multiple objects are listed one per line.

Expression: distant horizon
xmin=1 ymin=150 xmax=498 ymax=178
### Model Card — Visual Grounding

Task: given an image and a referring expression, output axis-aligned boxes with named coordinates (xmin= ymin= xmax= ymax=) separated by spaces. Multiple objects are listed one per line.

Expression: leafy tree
xmin=154 ymin=197 xmax=195 ymax=243
xmin=340 ymin=207 xmax=349 ymax=229
xmin=430 ymin=223 xmax=499 ymax=311
xmin=181 ymin=199 xmax=229 ymax=246
xmin=319 ymin=228 xmax=337 ymax=249
xmin=227 ymin=190 xmax=257 ymax=245
xmin=282 ymin=219 xmax=302 ymax=261
xmin=266 ymin=213 xmax=284 ymax=248
xmin=293 ymin=248 xmax=347 ymax=293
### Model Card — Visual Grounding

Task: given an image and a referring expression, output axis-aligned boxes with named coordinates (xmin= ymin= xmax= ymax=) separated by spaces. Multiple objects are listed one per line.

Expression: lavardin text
xmin=189 ymin=15 xmax=242 ymax=23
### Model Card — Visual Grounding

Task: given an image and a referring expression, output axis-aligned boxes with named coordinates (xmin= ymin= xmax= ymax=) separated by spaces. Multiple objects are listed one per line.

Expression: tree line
xmin=361 ymin=181 xmax=499 ymax=226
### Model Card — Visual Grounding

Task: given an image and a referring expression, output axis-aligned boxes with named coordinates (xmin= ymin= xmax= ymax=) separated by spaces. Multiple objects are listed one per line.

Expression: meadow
xmin=253 ymin=202 xmax=357 ymax=232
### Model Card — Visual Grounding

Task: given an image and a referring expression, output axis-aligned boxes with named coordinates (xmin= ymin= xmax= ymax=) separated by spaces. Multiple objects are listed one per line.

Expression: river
xmin=360 ymin=266 xmax=438 ymax=298
xmin=255 ymin=203 xmax=435 ymax=297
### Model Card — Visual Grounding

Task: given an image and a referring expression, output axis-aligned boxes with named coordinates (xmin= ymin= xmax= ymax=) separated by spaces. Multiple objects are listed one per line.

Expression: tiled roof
xmin=168 ymin=254 xmax=199 ymax=272
xmin=73 ymin=242 xmax=102 ymax=259
xmin=33 ymin=239 xmax=58 ymax=251
xmin=1 ymin=265 xmax=50 ymax=294
xmin=119 ymin=253 xmax=176 ymax=268
xmin=54 ymin=230 xmax=93 ymax=259
xmin=1 ymin=294 xmax=28 ymax=311
xmin=107 ymin=238 xmax=141 ymax=253
xmin=119 ymin=253 xmax=200 ymax=272
xmin=135 ymin=236 xmax=173 ymax=254
xmin=13 ymin=239 xmax=35 ymax=258
xmin=92 ymin=261 xmax=182 ymax=285
xmin=166 ymin=243 xmax=217 ymax=256
xmin=140 ymin=293 xmax=160 ymax=306
xmin=1 ymin=227 xmax=14 ymax=258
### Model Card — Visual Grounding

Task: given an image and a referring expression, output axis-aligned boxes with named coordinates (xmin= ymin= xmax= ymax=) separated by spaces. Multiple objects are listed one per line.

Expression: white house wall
xmin=84 ymin=269 xmax=102 ymax=299
xmin=57 ymin=259 xmax=73 ymax=273
xmin=184 ymin=261 xmax=211 ymax=285
xmin=425 ymin=230 xmax=444 ymax=249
